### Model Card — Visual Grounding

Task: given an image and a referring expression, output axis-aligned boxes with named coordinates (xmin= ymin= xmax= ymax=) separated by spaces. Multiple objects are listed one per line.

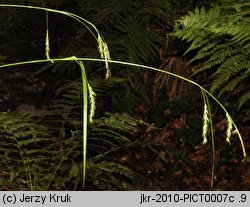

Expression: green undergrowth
xmin=0 ymin=3 xmax=247 ymax=190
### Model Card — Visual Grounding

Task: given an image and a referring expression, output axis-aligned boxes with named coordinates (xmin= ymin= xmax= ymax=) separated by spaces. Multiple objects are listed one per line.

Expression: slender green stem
xmin=46 ymin=141 xmax=82 ymax=190
xmin=0 ymin=4 xmax=99 ymax=41
xmin=0 ymin=57 xmax=246 ymax=159
xmin=74 ymin=60 xmax=89 ymax=187
xmin=0 ymin=57 xmax=247 ymax=189
xmin=14 ymin=138 xmax=33 ymax=190
xmin=202 ymin=91 xmax=215 ymax=189
xmin=0 ymin=3 xmax=112 ymax=73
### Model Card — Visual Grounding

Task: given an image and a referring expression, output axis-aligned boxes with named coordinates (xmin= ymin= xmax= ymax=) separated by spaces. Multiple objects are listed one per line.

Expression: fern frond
xmin=192 ymin=41 xmax=238 ymax=67
xmin=238 ymin=91 xmax=250 ymax=109
xmin=211 ymin=55 xmax=249 ymax=94
xmin=173 ymin=3 xmax=250 ymax=107
xmin=218 ymin=72 xmax=249 ymax=96
xmin=0 ymin=112 xmax=57 ymax=190
xmin=87 ymin=160 xmax=134 ymax=190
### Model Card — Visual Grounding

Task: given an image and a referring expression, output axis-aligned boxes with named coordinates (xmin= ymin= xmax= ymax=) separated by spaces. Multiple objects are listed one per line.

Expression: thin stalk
xmin=74 ymin=60 xmax=89 ymax=187
xmin=0 ymin=4 xmax=98 ymax=40
xmin=0 ymin=57 xmax=246 ymax=189
xmin=0 ymin=4 xmax=111 ymax=74
xmin=14 ymin=140 xmax=33 ymax=190
xmin=46 ymin=141 xmax=82 ymax=190
xmin=0 ymin=57 xmax=246 ymax=158
xmin=202 ymin=91 xmax=215 ymax=189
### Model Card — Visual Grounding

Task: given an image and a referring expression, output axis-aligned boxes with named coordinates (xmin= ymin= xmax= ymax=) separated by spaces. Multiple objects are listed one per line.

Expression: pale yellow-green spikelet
xmin=97 ymin=35 xmax=111 ymax=79
xmin=45 ymin=30 xmax=54 ymax=63
xmin=202 ymin=103 xmax=209 ymax=144
xmin=226 ymin=112 xmax=233 ymax=144
xmin=88 ymin=84 xmax=96 ymax=123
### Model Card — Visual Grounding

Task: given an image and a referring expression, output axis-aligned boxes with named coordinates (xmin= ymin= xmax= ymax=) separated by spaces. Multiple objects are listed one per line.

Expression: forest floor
xmin=116 ymin=123 xmax=250 ymax=190
xmin=0 ymin=77 xmax=249 ymax=190
xmin=0 ymin=107 xmax=249 ymax=190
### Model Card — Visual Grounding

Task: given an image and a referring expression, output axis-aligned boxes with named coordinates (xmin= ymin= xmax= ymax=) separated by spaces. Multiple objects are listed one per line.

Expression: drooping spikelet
xmin=226 ymin=112 xmax=233 ymax=144
xmin=45 ymin=30 xmax=54 ymax=63
xmin=97 ymin=35 xmax=111 ymax=79
xmin=88 ymin=84 xmax=96 ymax=123
xmin=202 ymin=103 xmax=209 ymax=144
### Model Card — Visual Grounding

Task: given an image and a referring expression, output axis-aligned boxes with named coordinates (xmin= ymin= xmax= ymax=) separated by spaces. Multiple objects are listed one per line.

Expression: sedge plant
xmin=0 ymin=4 xmax=247 ymax=189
